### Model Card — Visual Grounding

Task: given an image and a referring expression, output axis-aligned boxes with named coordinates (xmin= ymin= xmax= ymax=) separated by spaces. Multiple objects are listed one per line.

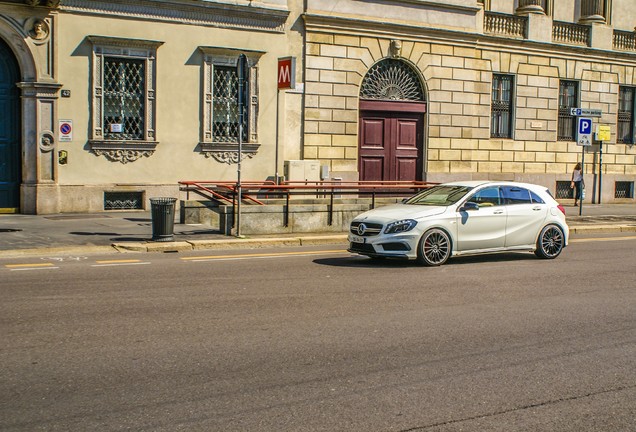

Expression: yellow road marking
xmin=181 ymin=249 xmax=348 ymax=261
xmin=95 ymin=259 xmax=142 ymax=264
xmin=5 ymin=263 xmax=54 ymax=268
xmin=571 ymin=236 xmax=636 ymax=243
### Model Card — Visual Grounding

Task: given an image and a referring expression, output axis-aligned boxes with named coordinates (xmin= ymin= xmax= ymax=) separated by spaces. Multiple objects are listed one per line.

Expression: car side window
xmin=530 ymin=191 xmax=545 ymax=204
xmin=467 ymin=186 xmax=502 ymax=207
xmin=502 ymin=186 xmax=532 ymax=205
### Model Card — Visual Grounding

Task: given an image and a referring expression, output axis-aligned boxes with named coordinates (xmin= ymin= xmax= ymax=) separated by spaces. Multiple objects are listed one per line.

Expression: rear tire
xmin=417 ymin=228 xmax=451 ymax=266
xmin=534 ymin=224 xmax=564 ymax=259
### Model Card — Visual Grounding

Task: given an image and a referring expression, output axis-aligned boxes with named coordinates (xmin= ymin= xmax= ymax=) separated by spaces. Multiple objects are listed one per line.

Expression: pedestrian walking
xmin=571 ymin=162 xmax=584 ymax=206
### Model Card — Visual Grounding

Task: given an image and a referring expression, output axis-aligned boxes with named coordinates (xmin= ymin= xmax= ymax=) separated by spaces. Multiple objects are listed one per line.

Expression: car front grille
xmin=349 ymin=242 xmax=376 ymax=254
xmin=350 ymin=221 xmax=383 ymax=237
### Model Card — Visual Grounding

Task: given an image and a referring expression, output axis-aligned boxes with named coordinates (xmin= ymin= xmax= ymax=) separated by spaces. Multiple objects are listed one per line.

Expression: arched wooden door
xmin=359 ymin=59 xmax=426 ymax=182
xmin=359 ymin=100 xmax=426 ymax=181
xmin=0 ymin=38 xmax=21 ymax=211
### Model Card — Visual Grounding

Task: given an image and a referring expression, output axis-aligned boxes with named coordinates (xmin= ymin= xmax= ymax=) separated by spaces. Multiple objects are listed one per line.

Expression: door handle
xmin=494 ymin=210 xmax=504 ymax=214
xmin=532 ymin=206 xmax=542 ymax=211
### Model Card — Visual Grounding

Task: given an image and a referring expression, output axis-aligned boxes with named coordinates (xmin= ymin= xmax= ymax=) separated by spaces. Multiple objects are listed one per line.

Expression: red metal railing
xmin=179 ymin=180 xmax=438 ymax=227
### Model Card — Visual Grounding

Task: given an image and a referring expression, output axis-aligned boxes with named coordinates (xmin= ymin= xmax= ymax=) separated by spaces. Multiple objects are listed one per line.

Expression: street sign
xmin=596 ymin=124 xmax=611 ymax=141
xmin=58 ymin=120 xmax=73 ymax=142
xmin=277 ymin=57 xmax=295 ymax=90
xmin=577 ymin=117 xmax=593 ymax=146
xmin=570 ymin=108 xmax=602 ymax=117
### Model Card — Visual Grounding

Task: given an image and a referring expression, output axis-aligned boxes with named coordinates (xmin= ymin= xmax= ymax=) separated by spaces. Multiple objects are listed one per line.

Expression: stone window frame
xmin=198 ymin=47 xmax=264 ymax=164
xmin=490 ymin=73 xmax=515 ymax=139
xmin=87 ymin=36 xmax=164 ymax=163
xmin=618 ymin=85 xmax=635 ymax=144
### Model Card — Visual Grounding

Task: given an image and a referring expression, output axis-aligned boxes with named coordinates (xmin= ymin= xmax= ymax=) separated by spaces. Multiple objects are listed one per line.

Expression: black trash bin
xmin=150 ymin=197 xmax=177 ymax=242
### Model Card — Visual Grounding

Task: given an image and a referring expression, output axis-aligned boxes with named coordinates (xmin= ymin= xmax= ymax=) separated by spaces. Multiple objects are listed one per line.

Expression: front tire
xmin=534 ymin=224 xmax=565 ymax=259
xmin=417 ymin=228 xmax=451 ymax=266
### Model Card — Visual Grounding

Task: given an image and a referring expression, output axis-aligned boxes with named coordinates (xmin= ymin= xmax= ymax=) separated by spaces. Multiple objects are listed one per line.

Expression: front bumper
xmin=347 ymin=232 xmax=420 ymax=259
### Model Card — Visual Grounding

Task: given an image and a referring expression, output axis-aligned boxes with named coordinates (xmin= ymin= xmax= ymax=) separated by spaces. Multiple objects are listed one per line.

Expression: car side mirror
xmin=460 ymin=202 xmax=479 ymax=212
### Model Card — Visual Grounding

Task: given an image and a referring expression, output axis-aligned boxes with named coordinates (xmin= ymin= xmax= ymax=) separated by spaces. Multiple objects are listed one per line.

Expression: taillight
xmin=557 ymin=204 xmax=566 ymax=215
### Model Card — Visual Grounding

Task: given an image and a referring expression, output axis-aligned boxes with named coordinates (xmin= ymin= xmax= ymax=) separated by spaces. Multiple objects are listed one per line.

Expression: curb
xmin=569 ymin=224 xmax=636 ymax=234
xmin=112 ymin=234 xmax=349 ymax=253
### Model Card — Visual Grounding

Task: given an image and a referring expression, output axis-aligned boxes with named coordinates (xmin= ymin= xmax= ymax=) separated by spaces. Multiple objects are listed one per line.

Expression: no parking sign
xmin=59 ymin=120 xmax=73 ymax=142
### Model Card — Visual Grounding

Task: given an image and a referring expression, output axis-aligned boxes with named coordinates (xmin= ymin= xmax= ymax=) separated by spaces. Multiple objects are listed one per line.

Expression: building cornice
xmin=60 ymin=0 xmax=289 ymax=33
xmin=303 ymin=13 xmax=636 ymax=65
xmin=351 ymin=0 xmax=481 ymax=14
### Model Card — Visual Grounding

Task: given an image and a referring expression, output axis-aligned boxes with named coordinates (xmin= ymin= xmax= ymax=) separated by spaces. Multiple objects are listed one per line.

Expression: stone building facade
xmin=303 ymin=0 xmax=636 ymax=203
xmin=0 ymin=0 xmax=303 ymax=214
xmin=1 ymin=0 xmax=635 ymax=214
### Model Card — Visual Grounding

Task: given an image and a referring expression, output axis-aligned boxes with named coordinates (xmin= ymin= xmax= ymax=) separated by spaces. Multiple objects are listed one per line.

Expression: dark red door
xmin=358 ymin=101 xmax=425 ymax=182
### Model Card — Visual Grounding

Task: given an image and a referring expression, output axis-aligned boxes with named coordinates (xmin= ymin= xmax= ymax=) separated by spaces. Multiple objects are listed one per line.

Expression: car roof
xmin=441 ymin=180 xmax=549 ymax=191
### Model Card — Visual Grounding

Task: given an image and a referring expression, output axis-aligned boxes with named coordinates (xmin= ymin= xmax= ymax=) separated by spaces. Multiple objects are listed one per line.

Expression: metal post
xmin=598 ymin=142 xmax=603 ymax=204
xmin=579 ymin=147 xmax=585 ymax=216
xmin=236 ymin=54 xmax=247 ymax=237
xmin=275 ymin=89 xmax=280 ymax=184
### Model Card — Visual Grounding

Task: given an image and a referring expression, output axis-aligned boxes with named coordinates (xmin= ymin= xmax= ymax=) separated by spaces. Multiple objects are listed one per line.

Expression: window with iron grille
xmin=618 ymin=86 xmax=635 ymax=144
xmin=212 ymin=65 xmax=247 ymax=143
xmin=558 ymin=80 xmax=578 ymax=141
xmin=199 ymin=47 xmax=263 ymax=164
xmin=615 ymin=181 xmax=634 ymax=199
xmin=87 ymin=36 xmax=163 ymax=163
xmin=491 ymin=74 xmax=514 ymax=138
xmin=556 ymin=181 xmax=575 ymax=199
xmin=103 ymin=58 xmax=145 ymax=140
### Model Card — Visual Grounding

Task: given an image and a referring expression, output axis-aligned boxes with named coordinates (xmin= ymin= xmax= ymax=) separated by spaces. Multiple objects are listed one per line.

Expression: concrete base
xmin=21 ymin=183 xmax=180 ymax=214
xmin=182 ymin=197 xmax=404 ymax=235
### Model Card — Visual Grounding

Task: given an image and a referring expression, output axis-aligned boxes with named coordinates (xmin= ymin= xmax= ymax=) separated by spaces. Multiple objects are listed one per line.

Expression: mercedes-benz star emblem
xmin=357 ymin=223 xmax=367 ymax=236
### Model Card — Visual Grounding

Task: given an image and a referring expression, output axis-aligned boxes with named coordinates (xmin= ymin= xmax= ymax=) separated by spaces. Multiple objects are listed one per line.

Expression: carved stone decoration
xmin=579 ymin=0 xmax=606 ymax=24
xmin=39 ymin=131 xmax=55 ymax=152
xmin=515 ymin=0 xmax=545 ymax=15
xmin=29 ymin=19 xmax=49 ymax=41
xmin=92 ymin=148 xmax=154 ymax=164
xmin=389 ymin=40 xmax=402 ymax=59
xmin=203 ymin=150 xmax=256 ymax=164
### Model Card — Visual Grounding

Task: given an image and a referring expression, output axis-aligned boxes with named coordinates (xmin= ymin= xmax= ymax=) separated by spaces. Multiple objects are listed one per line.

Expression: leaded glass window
xmin=491 ymin=74 xmax=514 ymax=138
xmin=558 ymin=80 xmax=578 ymax=141
xmin=618 ymin=86 xmax=635 ymax=144
xmin=103 ymin=57 xmax=145 ymax=140
xmin=360 ymin=59 xmax=424 ymax=102
xmin=213 ymin=65 xmax=247 ymax=143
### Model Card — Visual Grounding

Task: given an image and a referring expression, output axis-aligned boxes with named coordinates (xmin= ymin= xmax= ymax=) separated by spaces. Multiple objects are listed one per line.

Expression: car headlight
xmin=384 ymin=219 xmax=417 ymax=234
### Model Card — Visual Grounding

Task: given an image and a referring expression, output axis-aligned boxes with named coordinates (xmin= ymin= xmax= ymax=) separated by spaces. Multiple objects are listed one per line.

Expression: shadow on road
xmin=314 ymin=252 xmax=538 ymax=268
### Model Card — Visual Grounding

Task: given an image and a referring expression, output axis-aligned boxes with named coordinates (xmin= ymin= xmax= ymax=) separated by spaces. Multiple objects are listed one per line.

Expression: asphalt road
xmin=1 ymin=234 xmax=635 ymax=431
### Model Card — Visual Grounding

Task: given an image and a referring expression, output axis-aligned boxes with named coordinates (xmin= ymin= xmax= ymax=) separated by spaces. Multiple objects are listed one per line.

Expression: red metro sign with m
xmin=277 ymin=57 xmax=295 ymax=90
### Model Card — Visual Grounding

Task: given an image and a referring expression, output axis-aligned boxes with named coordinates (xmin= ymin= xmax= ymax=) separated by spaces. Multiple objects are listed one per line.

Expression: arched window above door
xmin=360 ymin=59 xmax=425 ymax=102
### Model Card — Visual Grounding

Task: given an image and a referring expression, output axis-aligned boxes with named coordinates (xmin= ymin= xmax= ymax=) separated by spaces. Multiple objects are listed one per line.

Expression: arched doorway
xmin=358 ymin=59 xmax=426 ymax=182
xmin=0 ymin=38 xmax=21 ymax=211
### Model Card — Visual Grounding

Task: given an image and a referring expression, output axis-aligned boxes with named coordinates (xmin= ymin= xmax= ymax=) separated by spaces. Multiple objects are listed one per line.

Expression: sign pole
xmin=579 ymin=147 xmax=585 ymax=216
xmin=275 ymin=89 xmax=280 ymax=184
xmin=598 ymin=142 xmax=603 ymax=204
xmin=236 ymin=54 xmax=248 ymax=237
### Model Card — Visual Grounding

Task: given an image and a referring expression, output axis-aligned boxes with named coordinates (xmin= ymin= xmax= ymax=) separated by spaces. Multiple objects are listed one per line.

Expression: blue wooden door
xmin=0 ymin=39 xmax=21 ymax=211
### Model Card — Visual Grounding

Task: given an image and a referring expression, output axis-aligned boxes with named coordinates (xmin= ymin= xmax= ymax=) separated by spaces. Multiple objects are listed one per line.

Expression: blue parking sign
xmin=578 ymin=118 xmax=592 ymax=135
xmin=577 ymin=117 xmax=592 ymax=146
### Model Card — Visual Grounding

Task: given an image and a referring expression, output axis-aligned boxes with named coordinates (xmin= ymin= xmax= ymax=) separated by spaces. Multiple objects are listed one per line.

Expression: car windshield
xmin=404 ymin=185 xmax=473 ymax=206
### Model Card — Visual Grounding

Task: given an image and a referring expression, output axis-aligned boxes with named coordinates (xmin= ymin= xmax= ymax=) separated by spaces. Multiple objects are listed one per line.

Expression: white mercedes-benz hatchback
xmin=348 ymin=181 xmax=569 ymax=266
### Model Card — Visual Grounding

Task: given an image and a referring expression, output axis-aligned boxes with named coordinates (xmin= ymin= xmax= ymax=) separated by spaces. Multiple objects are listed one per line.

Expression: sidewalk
xmin=1 ymin=204 xmax=635 ymax=258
